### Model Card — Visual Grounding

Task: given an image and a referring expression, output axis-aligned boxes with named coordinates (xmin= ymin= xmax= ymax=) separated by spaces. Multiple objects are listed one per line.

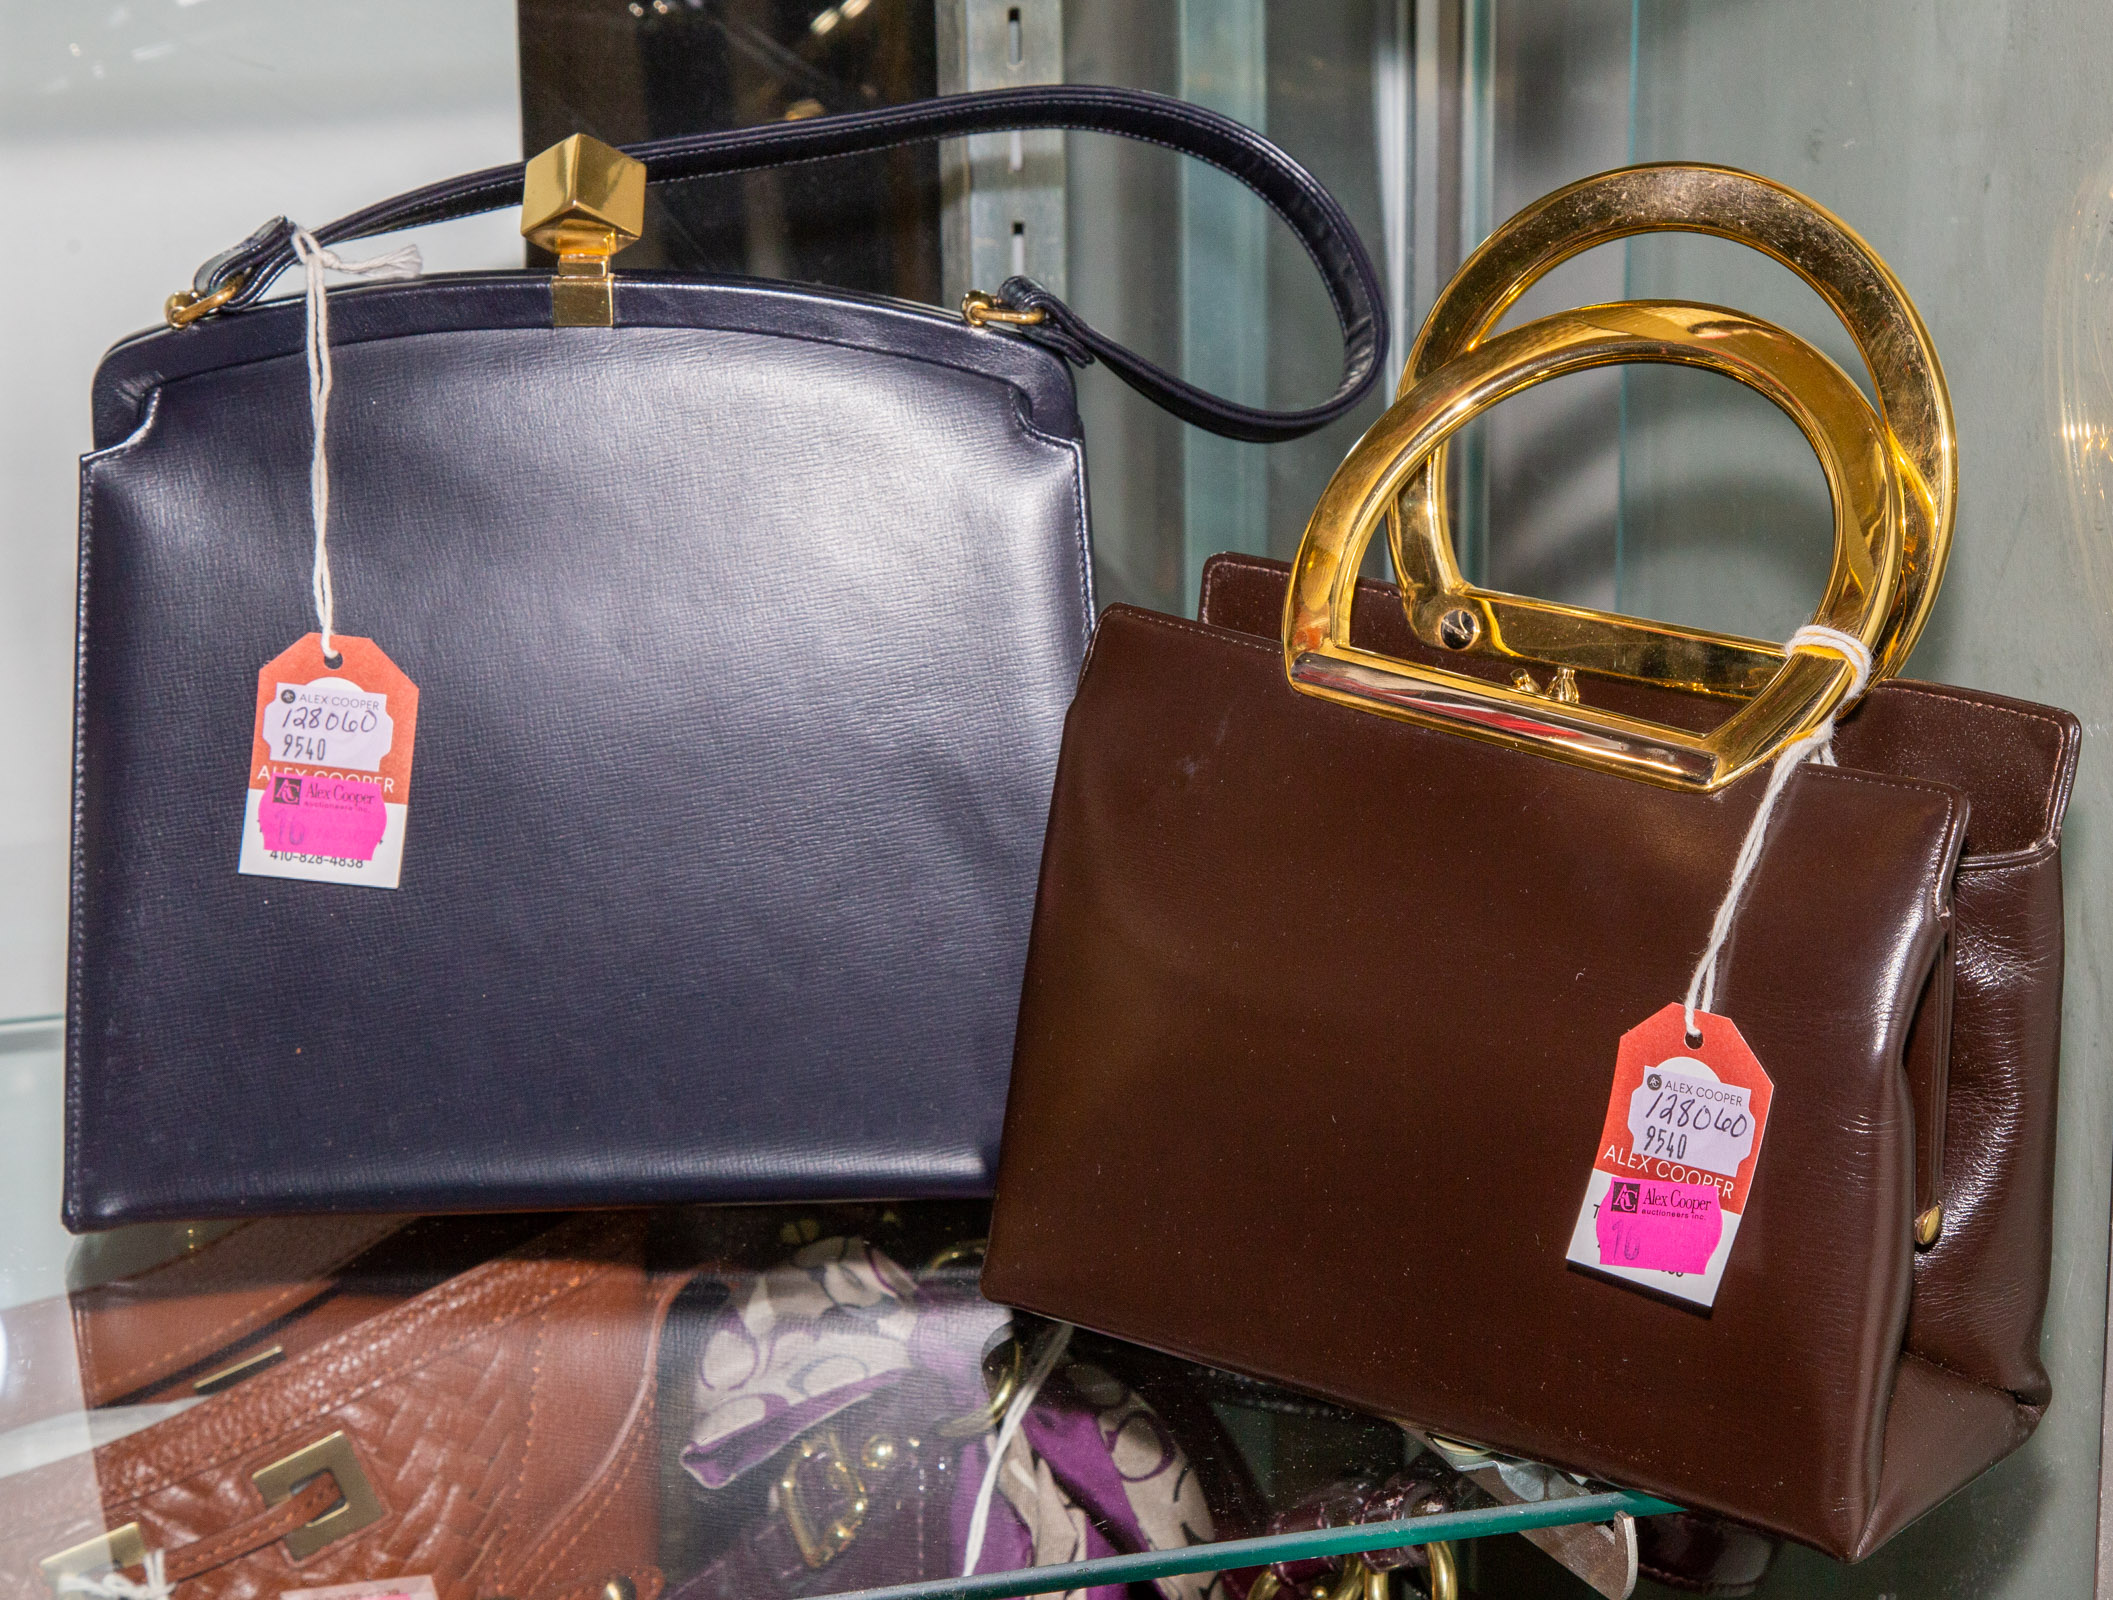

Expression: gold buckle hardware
xmin=1250 ymin=1550 xmax=1456 ymax=1600
xmin=779 ymin=1428 xmax=917 ymax=1569
xmin=779 ymin=1429 xmax=871 ymax=1569
xmin=521 ymin=134 xmax=646 ymax=329
xmin=251 ymin=1431 xmax=386 ymax=1560
xmin=39 ymin=1524 xmax=146 ymax=1591
xmin=1287 ymin=298 xmax=1901 ymax=792
xmin=1388 ymin=163 xmax=1952 ymax=704
xmin=961 ymin=290 xmax=1047 ymax=328
xmin=164 ymin=272 xmax=247 ymax=329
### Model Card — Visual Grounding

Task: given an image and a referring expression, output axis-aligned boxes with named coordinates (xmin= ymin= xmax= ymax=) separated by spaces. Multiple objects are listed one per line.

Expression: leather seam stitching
xmin=1059 ymin=437 xmax=1095 ymax=637
xmin=65 ymin=447 xmax=100 ymax=1227
xmin=1860 ymin=681 xmax=2073 ymax=839
xmin=1896 ymin=1342 xmax=2029 ymax=1401
xmin=1110 ymin=607 xmax=1276 ymax=655
xmin=1953 ymin=840 xmax=2060 ymax=875
xmin=161 ymin=1475 xmax=337 ymax=1581
xmin=496 ymin=1307 xmax=552 ymax=1566
xmin=493 ymin=1264 xmax=678 ymax=1583
xmin=523 ymin=1370 xmax=654 ymax=1579
xmin=94 ymin=1285 xmax=295 ymax=1401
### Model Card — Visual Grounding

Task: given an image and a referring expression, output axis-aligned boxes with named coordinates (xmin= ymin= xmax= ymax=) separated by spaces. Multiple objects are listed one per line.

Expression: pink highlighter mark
xmin=257 ymin=773 xmax=387 ymax=861
xmin=1597 ymin=1180 xmax=1723 ymax=1275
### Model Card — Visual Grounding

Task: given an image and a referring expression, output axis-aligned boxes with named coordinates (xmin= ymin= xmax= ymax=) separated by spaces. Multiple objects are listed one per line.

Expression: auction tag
xmin=237 ymin=634 xmax=418 ymax=889
xmin=1565 ymin=1003 xmax=1774 ymax=1307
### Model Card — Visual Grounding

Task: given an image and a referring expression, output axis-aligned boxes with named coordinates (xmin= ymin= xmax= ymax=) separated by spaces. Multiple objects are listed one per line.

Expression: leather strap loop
xmin=159 ymin=1474 xmax=341 ymax=1583
xmin=185 ymin=86 xmax=1386 ymax=444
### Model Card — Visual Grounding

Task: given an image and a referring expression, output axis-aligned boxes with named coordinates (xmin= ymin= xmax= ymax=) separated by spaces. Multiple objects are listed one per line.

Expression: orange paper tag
xmin=1565 ymin=1003 xmax=1774 ymax=1307
xmin=237 ymin=634 xmax=418 ymax=889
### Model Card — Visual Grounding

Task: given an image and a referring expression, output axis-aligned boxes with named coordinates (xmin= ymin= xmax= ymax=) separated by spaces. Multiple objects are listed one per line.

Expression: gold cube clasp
xmin=521 ymin=134 xmax=646 ymax=328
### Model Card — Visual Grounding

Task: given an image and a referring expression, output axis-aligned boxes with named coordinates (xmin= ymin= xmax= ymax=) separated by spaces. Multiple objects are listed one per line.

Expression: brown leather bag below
xmin=982 ymin=555 xmax=2077 ymax=1563
xmin=1 ymin=1214 xmax=679 ymax=1600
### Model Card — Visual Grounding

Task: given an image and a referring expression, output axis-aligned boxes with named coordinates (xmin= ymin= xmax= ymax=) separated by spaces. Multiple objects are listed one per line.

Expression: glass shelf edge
xmin=823 ymin=1489 xmax=1681 ymax=1600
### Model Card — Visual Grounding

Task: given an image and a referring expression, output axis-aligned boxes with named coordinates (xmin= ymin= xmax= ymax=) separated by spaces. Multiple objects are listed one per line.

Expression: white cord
xmin=1681 ymin=624 xmax=1873 ymax=1040
xmin=961 ymin=1321 xmax=1074 ymax=1576
xmin=288 ymin=228 xmax=423 ymax=663
xmin=60 ymin=1550 xmax=172 ymax=1600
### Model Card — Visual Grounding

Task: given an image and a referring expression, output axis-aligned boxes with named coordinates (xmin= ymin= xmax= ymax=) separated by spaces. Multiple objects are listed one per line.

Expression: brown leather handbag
xmin=2 ymin=1214 xmax=680 ymax=1600
xmin=983 ymin=165 xmax=2079 ymax=1562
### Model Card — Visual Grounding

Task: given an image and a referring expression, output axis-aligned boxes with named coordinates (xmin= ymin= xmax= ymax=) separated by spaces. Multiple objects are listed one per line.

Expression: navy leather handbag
xmin=66 ymin=88 xmax=1386 ymax=1225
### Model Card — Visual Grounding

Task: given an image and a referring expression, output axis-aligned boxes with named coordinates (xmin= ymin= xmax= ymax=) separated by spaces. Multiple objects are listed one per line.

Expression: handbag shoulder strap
xmin=183 ymin=85 xmax=1387 ymax=444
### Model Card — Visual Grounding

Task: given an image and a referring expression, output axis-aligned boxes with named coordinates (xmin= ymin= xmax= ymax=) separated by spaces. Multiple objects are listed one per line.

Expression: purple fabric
xmin=682 ymin=1374 xmax=899 ymax=1489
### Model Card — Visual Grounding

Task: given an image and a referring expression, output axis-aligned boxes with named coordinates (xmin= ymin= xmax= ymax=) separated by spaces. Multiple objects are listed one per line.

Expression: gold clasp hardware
xmin=522 ymin=134 xmax=646 ymax=329
xmin=961 ymin=290 xmax=1047 ymax=328
xmin=251 ymin=1431 xmax=386 ymax=1560
xmin=39 ymin=1524 xmax=146 ymax=1591
xmin=164 ymin=272 xmax=247 ymax=329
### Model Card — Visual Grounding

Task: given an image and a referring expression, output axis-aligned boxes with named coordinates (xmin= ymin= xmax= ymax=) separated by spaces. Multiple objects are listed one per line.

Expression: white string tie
xmin=1682 ymin=624 xmax=1873 ymax=1041
xmin=289 ymin=228 xmax=423 ymax=664
xmin=60 ymin=1550 xmax=173 ymax=1600
xmin=961 ymin=1320 xmax=1074 ymax=1576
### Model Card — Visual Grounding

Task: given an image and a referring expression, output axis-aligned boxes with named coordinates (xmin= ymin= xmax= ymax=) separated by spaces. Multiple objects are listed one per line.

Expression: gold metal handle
xmin=1285 ymin=300 xmax=1901 ymax=790
xmin=1391 ymin=162 xmax=1953 ymax=696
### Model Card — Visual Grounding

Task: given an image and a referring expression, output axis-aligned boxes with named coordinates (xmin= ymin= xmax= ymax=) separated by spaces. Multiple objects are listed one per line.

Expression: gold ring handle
xmin=165 ymin=272 xmax=247 ymax=329
xmin=1393 ymin=162 xmax=1952 ymax=694
xmin=1286 ymin=300 xmax=1900 ymax=791
xmin=1420 ymin=1543 xmax=1457 ymax=1600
